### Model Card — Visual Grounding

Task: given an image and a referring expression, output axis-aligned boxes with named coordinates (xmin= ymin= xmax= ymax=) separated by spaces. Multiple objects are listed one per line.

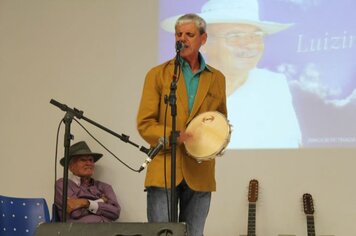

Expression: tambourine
xmin=184 ymin=111 xmax=231 ymax=162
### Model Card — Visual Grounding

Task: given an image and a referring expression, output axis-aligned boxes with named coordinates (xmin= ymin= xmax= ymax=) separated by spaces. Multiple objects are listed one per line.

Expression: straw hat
xmin=161 ymin=0 xmax=293 ymax=34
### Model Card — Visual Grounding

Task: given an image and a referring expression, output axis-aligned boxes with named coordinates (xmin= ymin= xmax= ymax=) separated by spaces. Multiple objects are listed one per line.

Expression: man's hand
xmin=66 ymin=198 xmax=89 ymax=214
xmin=101 ymin=194 xmax=108 ymax=203
xmin=178 ymin=130 xmax=193 ymax=144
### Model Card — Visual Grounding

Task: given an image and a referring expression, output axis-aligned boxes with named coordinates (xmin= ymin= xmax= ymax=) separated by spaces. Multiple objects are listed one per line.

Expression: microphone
xmin=50 ymin=99 xmax=68 ymax=111
xmin=138 ymin=137 xmax=166 ymax=173
xmin=176 ymin=41 xmax=185 ymax=52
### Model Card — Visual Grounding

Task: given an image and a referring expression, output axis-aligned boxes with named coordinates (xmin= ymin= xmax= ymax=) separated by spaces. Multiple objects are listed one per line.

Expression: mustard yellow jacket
xmin=137 ymin=58 xmax=227 ymax=192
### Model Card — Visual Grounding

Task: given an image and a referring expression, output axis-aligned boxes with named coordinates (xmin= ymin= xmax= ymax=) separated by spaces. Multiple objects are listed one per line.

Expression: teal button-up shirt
xmin=179 ymin=53 xmax=207 ymax=113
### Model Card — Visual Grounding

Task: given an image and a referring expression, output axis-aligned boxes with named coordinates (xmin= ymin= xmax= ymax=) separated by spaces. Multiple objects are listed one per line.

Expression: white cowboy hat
xmin=161 ymin=0 xmax=293 ymax=34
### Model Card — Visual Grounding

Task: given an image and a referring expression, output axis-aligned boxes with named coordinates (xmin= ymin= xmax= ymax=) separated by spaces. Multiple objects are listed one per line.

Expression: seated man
xmin=55 ymin=141 xmax=120 ymax=222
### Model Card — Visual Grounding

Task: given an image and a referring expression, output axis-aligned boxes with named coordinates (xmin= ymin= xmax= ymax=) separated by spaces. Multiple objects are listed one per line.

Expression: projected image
xmin=159 ymin=0 xmax=356 ymax=149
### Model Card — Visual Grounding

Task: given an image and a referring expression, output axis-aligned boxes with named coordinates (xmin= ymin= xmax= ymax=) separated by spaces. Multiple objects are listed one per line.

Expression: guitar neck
xmin=247 ymin=203 xmax=256 ymax=236
xmin=306 ymin=215 xmax=316 ymax=236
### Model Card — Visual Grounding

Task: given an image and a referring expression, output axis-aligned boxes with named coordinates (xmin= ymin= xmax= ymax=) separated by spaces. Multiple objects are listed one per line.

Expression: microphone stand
xmin=61 ymin=110 xmax=74 ymax=222
xmin=166 ymin=49 xmax=181 ymax=222
xmin=50 ymin=99 xmax=150 ymax=222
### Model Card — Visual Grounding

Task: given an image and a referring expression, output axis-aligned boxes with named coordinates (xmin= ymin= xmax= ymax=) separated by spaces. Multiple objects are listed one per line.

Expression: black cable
xmin=164 ymin=58 xmax=181 ymax=222
xmin=163 ymin=100 xmax=170 ymax=222
xmin=52 ymin=119 xmax=63 ymax=222
xmin=73 ymin=118 xmax=140 ymax=172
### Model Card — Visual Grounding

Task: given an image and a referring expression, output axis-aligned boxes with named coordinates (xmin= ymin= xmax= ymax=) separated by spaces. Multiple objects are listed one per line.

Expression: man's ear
xmin=200 ymin=44 xmax=206 ymax=54
xmin=202 ymin=32 xmax=207 ymax=45
xmin=68 ymin=159 xmax=75 ymax=172
xmin=200 ymin=33 xmax=207 ymax=53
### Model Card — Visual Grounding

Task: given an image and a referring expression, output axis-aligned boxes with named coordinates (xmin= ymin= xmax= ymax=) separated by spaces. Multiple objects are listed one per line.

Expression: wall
xmin=0 ymin=1 xmax=354 ymax=235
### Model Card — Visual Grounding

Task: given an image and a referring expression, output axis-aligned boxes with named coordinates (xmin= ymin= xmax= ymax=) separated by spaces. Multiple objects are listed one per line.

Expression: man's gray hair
xmin=175 ymin=13 xmax=207 ymax=34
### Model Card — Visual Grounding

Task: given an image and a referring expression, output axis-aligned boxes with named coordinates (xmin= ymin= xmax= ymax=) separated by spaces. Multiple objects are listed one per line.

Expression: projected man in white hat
xmin=162 ymin=0 xmax=302 ymax=149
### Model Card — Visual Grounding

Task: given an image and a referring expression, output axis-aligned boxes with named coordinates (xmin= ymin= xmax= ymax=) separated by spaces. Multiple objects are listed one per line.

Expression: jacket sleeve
xmin=137 ymin=65 xmax=173 ymax=147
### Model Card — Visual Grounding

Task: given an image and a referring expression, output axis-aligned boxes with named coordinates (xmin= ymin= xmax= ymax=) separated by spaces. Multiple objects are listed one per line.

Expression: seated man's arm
xmin=55 ymin=179 xmax=91 ymax=220
xmin=94 ymin=183 xmax=121 ymax=221
xmin=56 ymin=179 xmax=120 ymax=221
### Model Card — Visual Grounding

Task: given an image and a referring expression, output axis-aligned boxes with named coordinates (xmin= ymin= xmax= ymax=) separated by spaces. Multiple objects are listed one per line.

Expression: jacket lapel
xmin=174 ymin=65 xmax=189 ymax=117
xmin=188 ymin=70 xmax=213 ymax=123
xmin=169 ymin=59 xmax=213 ymax=123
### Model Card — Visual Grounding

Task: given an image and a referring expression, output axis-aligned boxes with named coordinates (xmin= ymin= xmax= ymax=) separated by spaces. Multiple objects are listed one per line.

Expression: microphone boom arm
xmin=50 ymin=99 xmax=150 ymax=156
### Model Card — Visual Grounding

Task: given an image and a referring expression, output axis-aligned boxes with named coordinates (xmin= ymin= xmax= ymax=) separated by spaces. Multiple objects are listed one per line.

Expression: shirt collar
xmin=68 ymin=172 xmax=81 ymax=186
xmin=178 ymin=52 xmax=210 ymax=73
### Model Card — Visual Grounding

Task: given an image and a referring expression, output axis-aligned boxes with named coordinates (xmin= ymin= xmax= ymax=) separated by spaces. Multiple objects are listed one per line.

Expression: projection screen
xmin=158 ymin=0 xmax=356 ymax=149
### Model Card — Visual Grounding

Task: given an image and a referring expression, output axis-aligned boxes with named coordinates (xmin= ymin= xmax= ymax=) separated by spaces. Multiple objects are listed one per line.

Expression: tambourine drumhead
xmin=184 ymin=111 xmax=231 ymax=161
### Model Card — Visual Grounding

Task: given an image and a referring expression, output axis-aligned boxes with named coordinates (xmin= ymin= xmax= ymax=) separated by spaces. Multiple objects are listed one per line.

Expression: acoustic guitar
xmin=303 ymin=193 xmax=316 ymax=236
xmin=247 ymin=179 xmax=259 ymax=236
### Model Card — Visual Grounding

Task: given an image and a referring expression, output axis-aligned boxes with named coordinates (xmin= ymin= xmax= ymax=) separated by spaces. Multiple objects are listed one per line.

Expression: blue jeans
xmin=146 ymin=181 xmax=211 ymax=236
